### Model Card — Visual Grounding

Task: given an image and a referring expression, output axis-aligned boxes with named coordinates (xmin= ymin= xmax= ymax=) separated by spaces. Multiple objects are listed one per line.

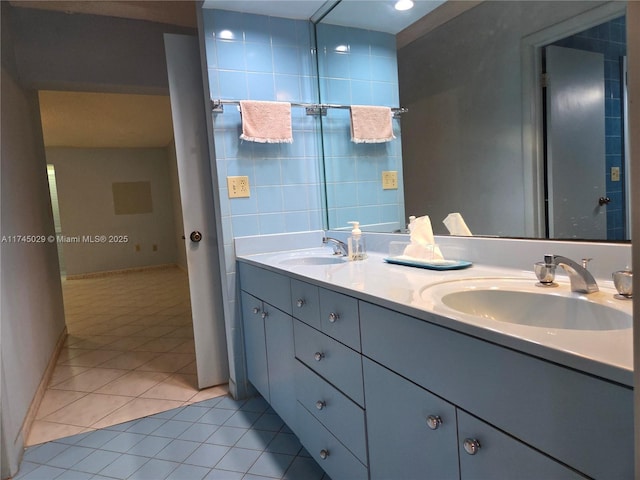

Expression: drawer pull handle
xmin=463 ymin=438 xmax=481 ymax=455
xmin=314 ymin=352 xmax=325 ymax=361
xmin=252 ymin=307 xmax=260 ymax=315
xmin=426 ymin=415 xmax=442 ymax=430
xmin=261 ymin=311 xmax=268 ymax=319
xmin=296 ymin=299 xmax=305 ymax=308
xmin=319 ymin=449 xmax=330 ymax=460
xmin=328 ymin=312 xmax=339 ymax=323
xmin=316 ymin=400 xmax=326 ymax=410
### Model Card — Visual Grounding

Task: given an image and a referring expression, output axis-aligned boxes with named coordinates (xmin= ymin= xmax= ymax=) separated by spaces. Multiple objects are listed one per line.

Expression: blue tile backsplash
xmin=552 ymin=15 xmax=627 ymax=240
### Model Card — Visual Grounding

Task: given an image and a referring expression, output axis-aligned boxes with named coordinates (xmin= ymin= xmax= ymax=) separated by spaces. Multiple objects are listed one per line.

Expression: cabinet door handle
xmin=426 ymin=415 xmax=442 ymax=430
xmin=319 ymin=449 xmax=330 ymax=460
xmin=463 ymin=438 xmax=481 ymax=455
xmin=252 ymin=307 xmax=261 ymax=315
xmin=316 ymin=400 xmax=326 ymax=410
xmin=314 ymin=352 xmax=325 ymax=361
xmin=296 ymin=299 xmax=305 ymax=308
xmin=328 ymin=312 xmax=339 ymax=323
xmin=261 ymin=311 xmax=268 ymax=319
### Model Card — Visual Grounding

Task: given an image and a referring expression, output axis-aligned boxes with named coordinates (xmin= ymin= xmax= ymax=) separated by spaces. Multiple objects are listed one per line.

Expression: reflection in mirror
xmin=319 ymin=1 xmax=629 ymax=241
xmin=315 ymin=22 xmax=405 ymax=232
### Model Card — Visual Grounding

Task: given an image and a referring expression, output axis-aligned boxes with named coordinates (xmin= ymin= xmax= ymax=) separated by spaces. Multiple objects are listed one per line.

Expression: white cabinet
xmin=360 ymin=301 xmax=633 ymax=479
xmin=364 ymin=358 xmax=586 ymax=480
xmin=239 ymin=264 xmax=296 ymax=430
xmin=238 ymin=259 xmax=633 ymax=480
xmin=290 ymin=278 xmax=367 ymax=478
xmin=364 ymin=358 xmax=459 ymax=480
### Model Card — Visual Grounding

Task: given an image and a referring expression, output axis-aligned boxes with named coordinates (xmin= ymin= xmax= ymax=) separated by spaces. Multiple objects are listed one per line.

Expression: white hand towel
xmin=350 ymin=105 xmax=396 ymax=143
xmin=443 ymin=212 xmax=472 ymax=236
xmin=239 ymin=100 xmax=293 ymax=143
xmin=402 ymin=215 xmax=445 ymax=261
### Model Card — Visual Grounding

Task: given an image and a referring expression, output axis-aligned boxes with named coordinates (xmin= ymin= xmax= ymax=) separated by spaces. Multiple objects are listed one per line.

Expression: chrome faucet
xmin=323 ymin=237 xmax=348 ymax=256
xmin=544 ymin=254 xmax=599 ymax=293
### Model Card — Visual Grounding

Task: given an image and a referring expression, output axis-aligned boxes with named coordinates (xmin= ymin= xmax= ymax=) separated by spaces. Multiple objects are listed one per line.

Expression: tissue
xmin=443 ymin=212 xmax=472 ymax=236
xmin=402 ymin=215 xmax=444 ymax=261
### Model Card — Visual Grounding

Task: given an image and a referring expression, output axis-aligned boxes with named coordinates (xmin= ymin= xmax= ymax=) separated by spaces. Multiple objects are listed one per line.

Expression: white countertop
xmin=237 ymin=246 xmax=633 ymax=387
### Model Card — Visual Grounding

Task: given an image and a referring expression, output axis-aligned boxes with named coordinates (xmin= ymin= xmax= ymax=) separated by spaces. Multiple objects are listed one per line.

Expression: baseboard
xmin=66 ymin=263 xmax=179 ymax=280
xmin=21 ymin=327 xmax=67 ymax=445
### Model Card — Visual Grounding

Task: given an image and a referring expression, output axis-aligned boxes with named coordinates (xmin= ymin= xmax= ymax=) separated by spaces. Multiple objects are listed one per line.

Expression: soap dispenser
xmin=347 ymin=221 xmax=367 ymax=261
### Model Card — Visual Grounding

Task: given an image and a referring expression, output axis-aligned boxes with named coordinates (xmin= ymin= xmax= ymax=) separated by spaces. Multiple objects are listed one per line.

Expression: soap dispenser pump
xmin=347 ymin=221 xmax=367 ymax=261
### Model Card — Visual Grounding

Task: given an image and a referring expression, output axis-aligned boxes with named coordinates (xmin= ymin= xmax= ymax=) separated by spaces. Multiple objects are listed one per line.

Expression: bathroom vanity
xmin=237 ymin=239 xmax=633 ymax=480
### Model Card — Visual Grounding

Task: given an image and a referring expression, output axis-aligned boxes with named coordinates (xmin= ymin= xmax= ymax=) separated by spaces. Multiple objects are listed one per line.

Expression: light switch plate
xmin=611 ymin=167 xmax=620 ymax=182
xmin=228 ymin=176 xmax=251 ymax=198
xmin=382 ymin=171 xmax=398 ymax=190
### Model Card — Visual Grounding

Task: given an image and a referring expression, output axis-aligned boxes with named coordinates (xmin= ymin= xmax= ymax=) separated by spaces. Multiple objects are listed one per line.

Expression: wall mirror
xmin=317 ymin=0 xmax=630 ymax=241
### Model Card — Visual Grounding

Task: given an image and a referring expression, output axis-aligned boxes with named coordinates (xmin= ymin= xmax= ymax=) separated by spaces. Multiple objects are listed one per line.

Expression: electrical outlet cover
xmin=227 ymin=176 xmax=251 ymax=198
xmin=382 ymin=171 xmax=398 ymax=190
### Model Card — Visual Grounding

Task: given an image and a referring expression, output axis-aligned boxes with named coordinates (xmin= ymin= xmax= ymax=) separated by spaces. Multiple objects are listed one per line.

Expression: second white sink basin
xmin=422 ymin=278 xmax=631 ymax=331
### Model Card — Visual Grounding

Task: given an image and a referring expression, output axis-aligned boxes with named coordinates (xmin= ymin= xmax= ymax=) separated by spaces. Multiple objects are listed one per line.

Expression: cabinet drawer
xmin=238 ymin=262 xmax=291 ymax=314
xmin=290 ymin=279 xmax=320 ymax=329
xmin=319 ymin=288 xmax=360 ymax=351
xmin=295 ymin=361 xmax=367 ymax=464
xmin=296 ymin=402 xmax=368 ymax=480
xmin=360 ymin=301 xmax=633 ymax=479
xmin=457 ymin=410 xmax=586 ymax=479
xmin=363 ymin=358 xmax=458 ymax=480
xmin=294 ymin=320 xmax=364 ymax=406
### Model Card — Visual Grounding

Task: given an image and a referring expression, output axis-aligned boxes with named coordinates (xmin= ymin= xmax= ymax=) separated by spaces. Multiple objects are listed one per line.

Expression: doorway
xmin=29 ymin=91 xmax=227 ymax=445
xmin=542 ymin=15 xmax=628 ymax=240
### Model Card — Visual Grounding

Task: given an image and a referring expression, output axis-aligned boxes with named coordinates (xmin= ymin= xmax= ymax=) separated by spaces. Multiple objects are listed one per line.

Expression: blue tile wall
xmin=201 ymin=9 xmax=325 ymax=397
xmin=552 ymin=16 xmax=627 ymax=240
xmin=316 ymin=23 xmax=405 ymax=232
xmin=203 ymin=9 xmax=324 ymax=238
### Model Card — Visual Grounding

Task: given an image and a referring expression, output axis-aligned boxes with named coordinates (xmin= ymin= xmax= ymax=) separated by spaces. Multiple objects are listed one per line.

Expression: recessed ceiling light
xmin=218 ymin=29 xmax=235 ymax=40
xmin=394 ymin=0 xmax=414 ymax=11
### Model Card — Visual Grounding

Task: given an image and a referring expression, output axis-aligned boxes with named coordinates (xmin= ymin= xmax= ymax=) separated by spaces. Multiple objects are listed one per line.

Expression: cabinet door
xmin=457 ymin=410 xmax=586 ymax=480
xmin=363 ymin=358 xmax=459 ymax=480
xmin=241 ymin=291 xmax=269 ymax=401
xmin=264 ymin=305 xmax=296 ymax=431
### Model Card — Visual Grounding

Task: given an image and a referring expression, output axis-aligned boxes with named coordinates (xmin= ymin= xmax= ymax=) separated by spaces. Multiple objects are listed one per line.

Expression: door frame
xmin=520 ymin=2 xmax=627 ymax=238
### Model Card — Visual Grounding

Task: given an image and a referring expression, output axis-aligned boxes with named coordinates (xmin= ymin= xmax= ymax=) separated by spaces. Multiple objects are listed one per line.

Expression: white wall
xmin=399 ymin=1 xmax=610 ymax=237
xmin=10 ymin=5 xmax=195 ymax=94
xmin=1 ymin=5 xmax=66 ymax=477
xmin=46 ymin=147 xmax=179 ymax=276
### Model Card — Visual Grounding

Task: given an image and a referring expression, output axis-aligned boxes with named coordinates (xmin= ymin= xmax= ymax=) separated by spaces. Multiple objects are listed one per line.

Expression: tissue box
xmin=388 ymin=241 xmax=436 ymax=261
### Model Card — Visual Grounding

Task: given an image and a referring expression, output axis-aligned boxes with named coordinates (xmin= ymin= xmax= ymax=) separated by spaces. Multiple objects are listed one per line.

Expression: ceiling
xmin=202 ymin=0 xmax=326 ymax=21
xmin=203 ymin=0 xmax=445 ymax=34
xmin=8 ymin=1 xmax=197 ymax=28
xmin=38 ymin=91 xmax=174 ymax=148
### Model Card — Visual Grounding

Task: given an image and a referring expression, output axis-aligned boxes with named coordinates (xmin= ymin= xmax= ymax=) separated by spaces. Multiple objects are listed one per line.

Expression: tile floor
xmin=16 ymin=394 xmax=329 ymax=480
xmin=27 ymin=267 xmax=228 ymax=446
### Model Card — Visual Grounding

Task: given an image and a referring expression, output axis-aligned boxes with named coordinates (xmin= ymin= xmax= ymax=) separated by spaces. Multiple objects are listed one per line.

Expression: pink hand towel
xmin=350 ymin=105 xmax=396 ymax=143
xmin=239 ymin=100 xmax=293 ymax=144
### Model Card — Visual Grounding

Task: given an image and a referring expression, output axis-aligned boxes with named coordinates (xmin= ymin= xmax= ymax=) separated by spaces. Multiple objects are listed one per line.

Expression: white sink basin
xmin=421 ymin=278 xmax=631 ymax=331
xmin=278 ymin=255 xmax=346 ymax=266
